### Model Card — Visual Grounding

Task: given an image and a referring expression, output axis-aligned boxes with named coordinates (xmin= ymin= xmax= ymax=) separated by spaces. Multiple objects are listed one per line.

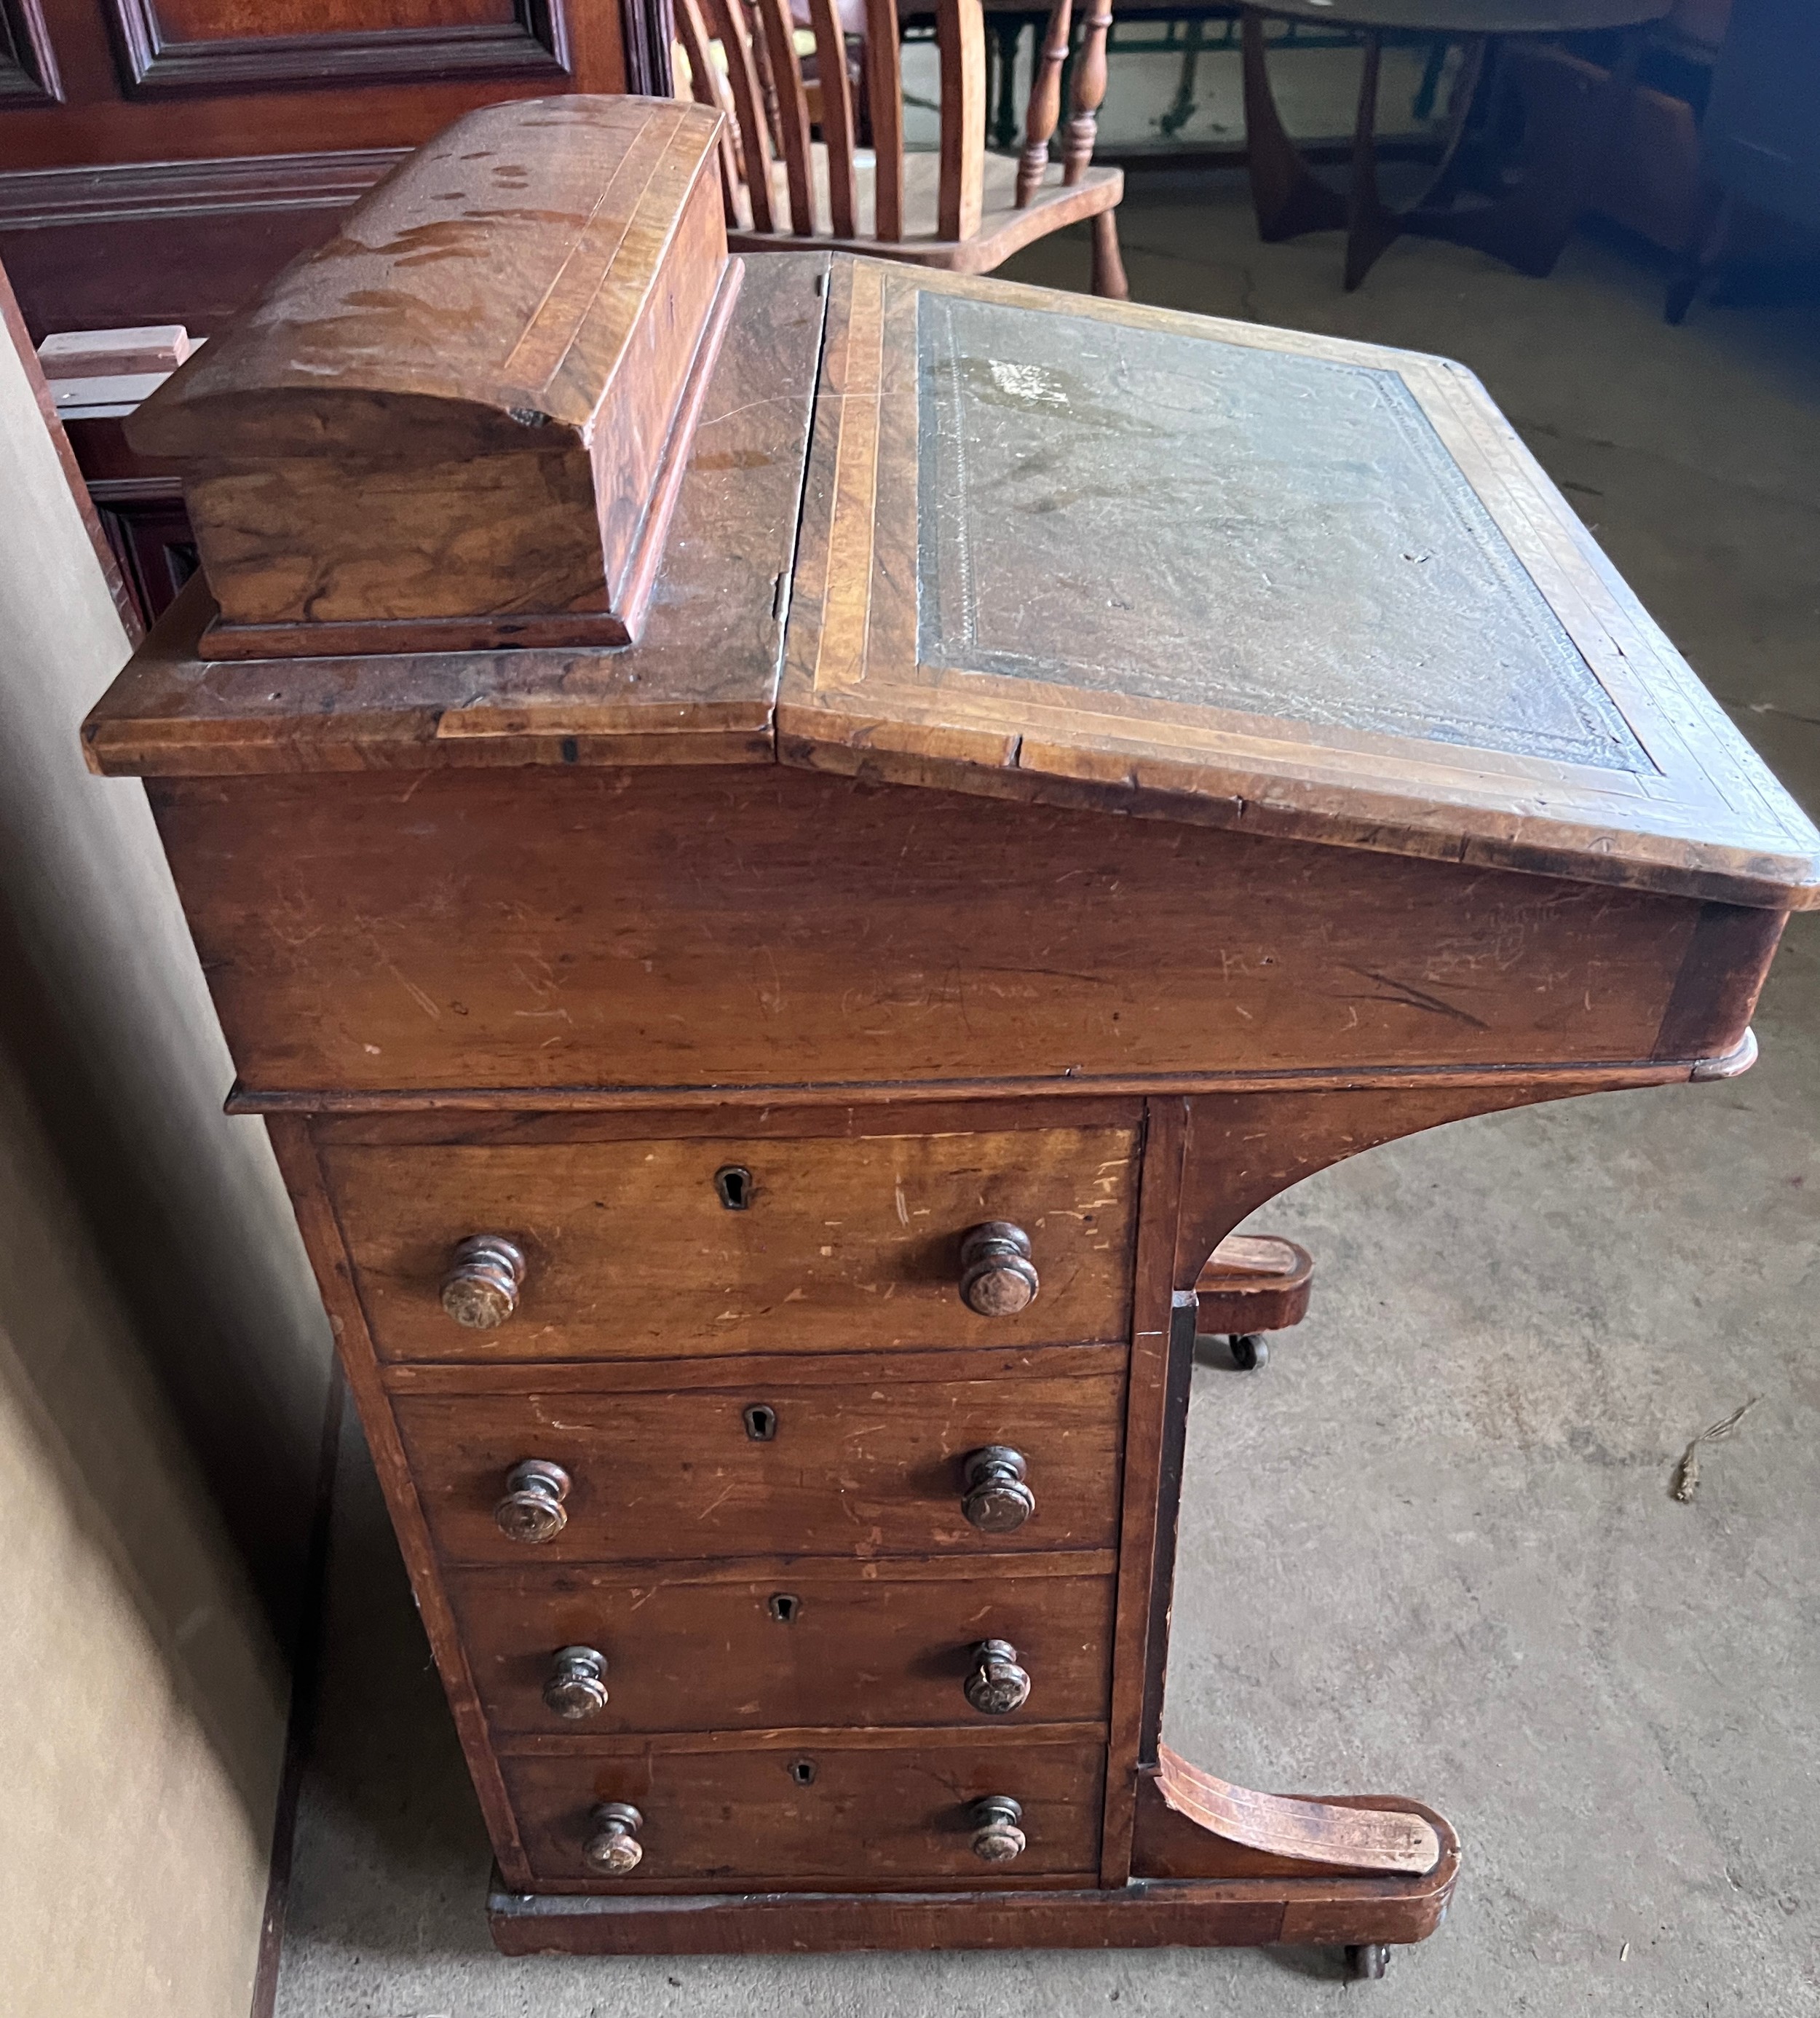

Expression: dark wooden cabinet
xmin=0 ymin=0 xmax=671 ymax=337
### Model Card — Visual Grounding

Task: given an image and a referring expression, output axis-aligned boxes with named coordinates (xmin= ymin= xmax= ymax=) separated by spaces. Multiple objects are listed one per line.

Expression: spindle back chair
xmin=673 ymin=0 xmax=1128 ymax=295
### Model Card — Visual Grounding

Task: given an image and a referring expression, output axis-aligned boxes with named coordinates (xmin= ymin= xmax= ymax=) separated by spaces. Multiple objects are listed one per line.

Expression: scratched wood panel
xmin=84 ymin=253 xmax=828 ymax=774
xmin=125 ymin=98 xmax=730 ymax=644
xmin=447 ymin=1556 xmax=1116 ymax=1733
xmin=780 ymin=261 xmax=1820 ymax=914
xmin=500 ymin=1732 xmax=1107 ymax=1887
xmin=322 ymin=1128 xmax=1138 ymax=1359
xmin=392 ymin=1367 xmax=1126 ymax=1564
xmin=146 ymin=761 xmax=1710 ymax=1096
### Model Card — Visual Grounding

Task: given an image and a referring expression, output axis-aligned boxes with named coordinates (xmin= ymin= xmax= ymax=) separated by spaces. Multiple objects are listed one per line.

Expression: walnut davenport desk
xmin=84 ymin=98 xmax=1819 ymax=1976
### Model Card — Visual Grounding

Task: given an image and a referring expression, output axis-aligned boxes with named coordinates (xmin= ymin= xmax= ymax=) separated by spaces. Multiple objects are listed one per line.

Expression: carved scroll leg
xmin=1193 ymin=1232 xmax=1312 ymax=1369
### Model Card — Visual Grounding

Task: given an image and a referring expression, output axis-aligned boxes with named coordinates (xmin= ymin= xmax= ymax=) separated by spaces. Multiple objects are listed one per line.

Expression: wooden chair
xmin=673 ymin=0 xmax=1128 ymax=296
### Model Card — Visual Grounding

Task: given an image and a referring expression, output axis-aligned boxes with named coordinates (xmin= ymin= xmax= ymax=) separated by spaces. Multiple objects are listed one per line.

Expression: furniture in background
xmin=36 ymin=323 xmax=194 ymax=628
xmin=1666 ymin=0 xmax=1820 ymax=321
xmin=87 ymin=95 xmax=1818 ymax=1974
xmin=1241 ymin=0 xmax=1671 ymax=288
xmin=0 ymin=0 xmax=673 ymax=341
xmin=673 ymin=0 xmax=1128 ymax=294
xmin=1497 ymin=0 xmax=1730 ymax=267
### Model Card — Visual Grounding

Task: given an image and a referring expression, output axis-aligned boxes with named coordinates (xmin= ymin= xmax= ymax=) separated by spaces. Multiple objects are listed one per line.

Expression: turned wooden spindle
xmin=1017 ymin=0 xmax=1074 ymax=209
xmin=741 ymin=0 xmax=786 ymax=156
xmin=1062 ymin=0 xmax=1112 ymax=186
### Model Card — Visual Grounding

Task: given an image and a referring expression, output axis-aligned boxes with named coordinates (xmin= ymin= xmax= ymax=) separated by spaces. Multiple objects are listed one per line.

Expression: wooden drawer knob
xmin=964 ymin=1638 xmax=1032 ymax=1715
xmin=493 ymin=1458 xmax=571 ymax=1544
xmin=584 ymin=1800 xmax=644 ymax=1874
xmin=961 ymin=1446 xmax=1034 ymax=1533
xmin=969 ymin=1795 xmax=1026 ymax=1863
xmin=959 ymin=1222 xmax=1040 ymax=1317
xmin=441 ymin=1235 xmax=526 ymax=1329
xmin=544 ymin=1645 xmax=609 ymax=1720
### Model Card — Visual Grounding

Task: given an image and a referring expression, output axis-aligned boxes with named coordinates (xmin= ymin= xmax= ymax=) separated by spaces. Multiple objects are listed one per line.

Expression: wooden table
xmin=1243 ymin=0 xmax=1671 ymax=286
xmin=84 ymin=98 xmax=1817 ymax=1979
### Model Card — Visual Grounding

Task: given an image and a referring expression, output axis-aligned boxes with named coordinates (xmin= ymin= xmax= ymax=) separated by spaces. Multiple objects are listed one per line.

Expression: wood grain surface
xmin=139 ymin=762 xmax=1724 ymax=1098
xmin=393 ymin=1366 xmax=1126 ymax=1564
xmin=499 ymin=1730 xmax=1107 ymax=1886
xmin=262 ymin=1115 xmax=534 ymax=1884
xmin=129 ymin=98 xmax=726 ymax=456
xmin=86 ymin=257 xmax=1816 ymax=911
xmin=127 ymin=98 xmax=731 ymax=647
xmin=322 ymin=1125 xmax=1136 ymax=1360
xmin=487 ymin=1795 xmax=1460 ymax=1945
xmin=1192 ymin=1233 xmax=1313 ymax=1335
xmin=1155 ymin=1746 xmax=1441 ymax=1875
xmin=447 ymin=1554 xmax=1115 ymax=1733
xmin=85 ymin=253 xmax=827 ymax=775
xmin=781 ymin=261 xmax=1820 ymax=912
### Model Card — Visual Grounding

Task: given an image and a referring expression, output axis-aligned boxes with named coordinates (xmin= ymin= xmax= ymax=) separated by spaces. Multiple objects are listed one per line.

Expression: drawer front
xmin=323 ymin=1128 xmax=1137 ymax=1362
xmin=502 ymin=1734 xmax=1106 ymax=1887
xmin=394 ymin=1370 xmax=1125 ymax=1565
xmin=449 ymin=1560 xmax=1116 ymax=1734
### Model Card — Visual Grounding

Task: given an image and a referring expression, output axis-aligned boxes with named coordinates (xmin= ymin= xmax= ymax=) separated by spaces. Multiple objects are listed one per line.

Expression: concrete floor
xmin=272 ymin=181 xmax=1820 ymax=2017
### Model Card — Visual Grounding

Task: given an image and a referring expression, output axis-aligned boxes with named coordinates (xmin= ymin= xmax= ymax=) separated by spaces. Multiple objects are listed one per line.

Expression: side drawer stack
xmin=318 ymin=1114 xmax=1142 ymax=1892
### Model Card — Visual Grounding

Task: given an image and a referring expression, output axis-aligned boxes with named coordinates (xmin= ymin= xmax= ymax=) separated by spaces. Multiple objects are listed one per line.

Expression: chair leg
xmin=1090 ymin=209 xmax=1129 ymax=298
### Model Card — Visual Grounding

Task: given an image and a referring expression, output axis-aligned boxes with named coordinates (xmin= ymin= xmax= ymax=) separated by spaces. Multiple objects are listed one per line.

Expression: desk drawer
xmin=501 ymin=1733 xmax=1106 ymax=1888
xmin=394 ymin=1368 xmax=1125 ymax=1565
xmin=323 ymin=1128 xmax=1137 ymax=1363
xmin=450 ymin=1558 xmax=1115 ymax=1735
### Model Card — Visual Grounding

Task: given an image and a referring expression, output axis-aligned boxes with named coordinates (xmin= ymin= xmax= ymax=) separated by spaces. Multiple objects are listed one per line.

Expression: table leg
xmin=1158 ymin=15 xmax=1204 ymax=143
xmin=1665 ymin=186 xmax=1733 ymax=325
xmin=1241 ymin=7 xmax=1345 ymax=244
xmin=1408 ymin=29 xmax=1643 ymax=281
xmin=1343 ymin=31 xmax=1401 ymax=290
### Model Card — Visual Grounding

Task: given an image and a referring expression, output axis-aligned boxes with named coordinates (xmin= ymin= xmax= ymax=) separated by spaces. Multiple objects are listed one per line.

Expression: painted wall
xmin=0 ymin=293 xmax=333 ymax=2015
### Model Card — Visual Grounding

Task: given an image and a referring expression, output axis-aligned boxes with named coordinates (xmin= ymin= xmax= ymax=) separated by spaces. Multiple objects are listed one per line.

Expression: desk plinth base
xmin=487 ymin=1808 xmax=1459 ymax=1958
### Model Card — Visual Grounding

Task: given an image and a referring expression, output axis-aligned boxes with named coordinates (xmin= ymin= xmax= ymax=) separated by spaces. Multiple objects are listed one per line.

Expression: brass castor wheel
xmin=1229 ymin=1332 xmax=1268 ymax=1372
xmin=1345 ymin=1942 xmax=1390 ymax=1981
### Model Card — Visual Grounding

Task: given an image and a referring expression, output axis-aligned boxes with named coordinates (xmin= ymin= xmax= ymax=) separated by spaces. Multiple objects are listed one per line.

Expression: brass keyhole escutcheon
xmin=768 ymin=1592 xmax=802 ymax=1623
xmin=788 ymin=1758 xmax=818 ymax=1786
xmin=715 ymin=1165 xmax=753 ymax=1210
xmin=743 ymin=1402 xmax=778 ymax=1441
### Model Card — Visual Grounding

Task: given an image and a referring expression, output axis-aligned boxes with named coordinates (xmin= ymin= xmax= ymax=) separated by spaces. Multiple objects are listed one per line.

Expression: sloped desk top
xmin=86 ymin=253 xmax=1820 ymax=914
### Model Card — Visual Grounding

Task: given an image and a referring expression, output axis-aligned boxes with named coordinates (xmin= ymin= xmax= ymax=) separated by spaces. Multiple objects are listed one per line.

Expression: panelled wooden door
xmin=0 ymin=0 xmax=675 ymax=335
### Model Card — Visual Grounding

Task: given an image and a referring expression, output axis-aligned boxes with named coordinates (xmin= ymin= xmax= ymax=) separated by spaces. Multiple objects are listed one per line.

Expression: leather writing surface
xmin=914 ymin=292 xmax=1648 ymax=773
